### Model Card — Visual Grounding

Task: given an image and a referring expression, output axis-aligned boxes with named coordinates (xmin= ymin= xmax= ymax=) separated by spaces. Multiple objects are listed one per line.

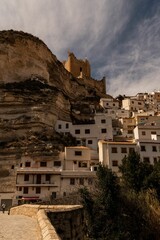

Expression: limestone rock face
xmin=0 ymin=30 xmax=109 ymax=165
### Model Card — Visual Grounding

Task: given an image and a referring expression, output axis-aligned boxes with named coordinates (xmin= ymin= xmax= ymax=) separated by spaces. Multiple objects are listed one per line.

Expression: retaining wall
xmin=10 ymin=204 xmax=84 ymax=240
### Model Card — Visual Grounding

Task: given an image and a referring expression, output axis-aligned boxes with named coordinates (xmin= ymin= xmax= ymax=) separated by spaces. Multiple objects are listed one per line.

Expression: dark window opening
xmin=112 ymin=147 xmax=117 ymax=153
xmin=143 ymin=157 xmax=150 ymax=163
xmin=54 ymin=161 xmax=61 ymax=167
xmin=36 ymin=187 xmax=41 ymax=194
xmin=75 ymin=151 xmax=82 ymax=156
xmin=88 ymin=140 xmax=93 ymax=144
xmin=101 ymin=119 xmax=106 ymax=123
xmin=129 ymin=148 xmax=134 ymax=153
xmin=88 ymin=178 xmax=93 ymax=185
xmin=24 ymin=174 xmax=29 ymax=181
xmin=121 ymin=148 xmax=127 ymax=153
xmin=40 ymin=161 xmax=47 ymax=167
xmin=153 ymin=158 xmax=157 ymax=164
xmin=85 ymin=129 xmax=90 ymax=134
xmin=101 ymin=128 xmax=107 ymax=133
xmin=25 ymin=162 xmax=31 ymax=167
xmin=79 ymin=178 xmax=84 ymax=185
xmin=70 ymin=178 xmax=75 ymax=185
xmin=46 ymin=174 xmax=51 ymax=182
xmin=51 ymin=192 xmax=56 ymax=199
xmin=75 ymin=129 xmax=80 ymax=134
xmin=23 ymin=187 xmax=28 ymax=194
xmin=152 ymin=146 xmax=157 ymax=152
xmin=112 ymin=160 xmax=118 ymax=166
xmin=141 ymin=146 xmax=146 ymax=152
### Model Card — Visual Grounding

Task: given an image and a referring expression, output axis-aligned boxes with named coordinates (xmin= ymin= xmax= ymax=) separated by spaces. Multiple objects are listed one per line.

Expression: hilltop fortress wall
xmin=63 ymin=52 xmax=106 ymax=95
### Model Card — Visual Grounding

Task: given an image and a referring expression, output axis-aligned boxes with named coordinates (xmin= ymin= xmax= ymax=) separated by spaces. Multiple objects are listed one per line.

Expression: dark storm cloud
xmin=0 ymin=0 xmax=159 ymax=96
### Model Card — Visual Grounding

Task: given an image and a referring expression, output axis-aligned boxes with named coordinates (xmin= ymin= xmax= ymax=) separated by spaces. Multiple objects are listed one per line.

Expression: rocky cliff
xmin=0 ymin=30 xmax=110 ymax=190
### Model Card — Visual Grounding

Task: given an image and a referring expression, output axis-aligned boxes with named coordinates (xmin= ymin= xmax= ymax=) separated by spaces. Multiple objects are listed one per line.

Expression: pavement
xmin=0 ymin=211 xmax=40 ymax=240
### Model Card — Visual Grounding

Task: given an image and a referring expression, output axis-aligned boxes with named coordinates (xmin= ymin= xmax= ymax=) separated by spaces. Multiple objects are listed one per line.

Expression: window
xmin=75 ymin=151 xmax=82 ymax=156
xmin=128 ymin=130 xmax=133 ymax=134
xmin=58 ymin=124 xmax=61 ymax=129
xmin=76 ymin=140 xmax=81 ymax=145
xmin=112 ymin=147 xmax=117 ymax=153
xmin=142 ymin=131 xmax=146 ymax=136
xmin=46 ymin=174 xmax=50 ymax=182
xmin=141 ymin=146 xmax=146 ymax=152
xmin=88 ymin=140 xmax=93 ymax=144
xmin=152 ymin=146 xmax=157 ymax=152
xmin=93 ymin=166 xmax=98 ymax=171
xmin=11 ymin=165 xmax=14 ymax=169
xmin=143 ymin=157 xmax=150 ymax=163
xmin=112 ymin=160 xmax=118 ymax=166
xmin=66 ymin=123 xmax=69 ymax=129
xmin=25 ymin=162 xmax=31 ymax=167
xmin=70 ymin=178 xmax=75 ymax=185
xmin=88 ymin=178 xmax=93 ymax=185
xmin=40 ymin=161 xmax=47 ymax=167
xmin=79 ymin=178 xmax=84 ymax=185
xmin=54 ymin=161 xmax=61 ymax=167
xmin=85 ymin=129 xmax=90 ymax=134
xmin=113 ymin=103 xmax=115 ymax=106
xmin=23 ymin=187 xmax=28 ymax=194
xmin=75 ymin=129 xmax=80 ymax=134
xmin=24 ymin=174 xmax=29 ymax=181
xmin=101 ymin=119 xmax=106 ymax=123
xmin=51 ymin=192 xmax=56 ymax=199
xmin=153 ymin=158 xmax=157 ymax=164
xmin=79 ymin=162 xmax=87 ymax=168
xmin=151 ymin=131 xmax=156 ymax=134
xmin=101 ymin=128 xmax=107 ymax=133
xmin=129 ymin=148 xmax=134 ymax=153
xmin=121 ymin=148 xmax=127 ymax=153
xmin=36 ymin=187 xmax=41 ymax=194
xmin=138 ymin=102 xmax=142 ymax=105
xmin=20 ymin=163 xmax=22 ymax=167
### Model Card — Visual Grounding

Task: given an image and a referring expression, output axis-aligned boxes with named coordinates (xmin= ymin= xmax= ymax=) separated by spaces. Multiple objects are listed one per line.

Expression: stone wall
xmin=10 ymin=204 xmax=84 ymax=240
xmin=47 ymin=207 xmax=84 ymax=240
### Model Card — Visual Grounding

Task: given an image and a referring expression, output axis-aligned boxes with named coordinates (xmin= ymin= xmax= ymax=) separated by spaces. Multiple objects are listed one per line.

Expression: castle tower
xmin=63 ymin=52 xmax=91 ymax=78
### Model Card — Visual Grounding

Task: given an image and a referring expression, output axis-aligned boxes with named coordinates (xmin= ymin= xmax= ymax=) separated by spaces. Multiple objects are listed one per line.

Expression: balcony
xmin=16 ymin=182 xmax=58 ymax=187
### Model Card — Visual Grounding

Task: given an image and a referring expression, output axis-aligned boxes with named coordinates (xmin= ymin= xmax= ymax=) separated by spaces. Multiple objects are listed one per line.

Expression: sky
xmin=0 ymin=0 xmax=160 ymax=97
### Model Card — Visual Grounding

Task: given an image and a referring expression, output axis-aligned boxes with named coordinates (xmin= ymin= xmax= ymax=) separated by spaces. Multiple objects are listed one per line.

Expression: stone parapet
xmin=10 ymin=204 xmax=84 ymax=240
xmin=37 ymin=209 xmax=60 ymax=240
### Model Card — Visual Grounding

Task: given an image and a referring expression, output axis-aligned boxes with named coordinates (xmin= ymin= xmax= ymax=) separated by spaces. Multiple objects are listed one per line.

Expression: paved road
xmin=0 ymin=212 xmax=40 ymax=240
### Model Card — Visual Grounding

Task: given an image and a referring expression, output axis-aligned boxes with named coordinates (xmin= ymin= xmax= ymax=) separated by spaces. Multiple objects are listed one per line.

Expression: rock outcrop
xmin=0 ymin=30 xmax=110 ymax=191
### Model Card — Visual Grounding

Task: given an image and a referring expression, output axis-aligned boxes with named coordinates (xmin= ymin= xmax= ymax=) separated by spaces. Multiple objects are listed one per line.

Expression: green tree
xmin=80 ymin=164 xmax=120 ymax=239
xmin=119 ymin=150 xmax=153 ymax=192
xmin=144 ymin=161 xmax=160 ymax=197
xmin=80 ymin=163 xmax=160 ymax=239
